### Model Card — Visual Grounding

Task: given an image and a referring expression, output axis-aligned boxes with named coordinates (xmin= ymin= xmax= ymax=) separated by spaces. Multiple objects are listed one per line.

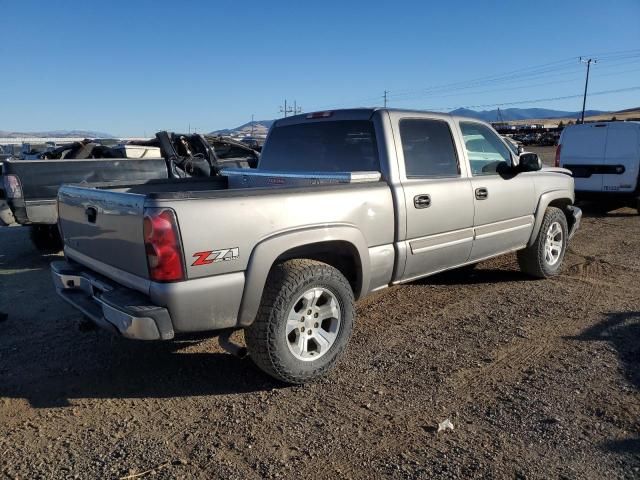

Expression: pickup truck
xmin=51 ymin=108 xmax=581 ymax=384
xmin=1 ymin=132 xmax=259 ymax=251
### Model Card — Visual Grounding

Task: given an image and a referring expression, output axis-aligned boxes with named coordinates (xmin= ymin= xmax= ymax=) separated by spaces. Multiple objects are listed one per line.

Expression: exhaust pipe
xmin=218 ymin=330 xmax=248 ymax=359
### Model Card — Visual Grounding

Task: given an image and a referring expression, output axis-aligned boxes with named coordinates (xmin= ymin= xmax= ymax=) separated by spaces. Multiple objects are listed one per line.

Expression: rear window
xmin=259 ymin=121 xmax=380 ymax=172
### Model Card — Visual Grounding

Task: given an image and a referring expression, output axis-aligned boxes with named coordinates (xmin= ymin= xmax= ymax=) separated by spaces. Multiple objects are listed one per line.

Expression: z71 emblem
xmin=192 ymin=248 xmax=239 ymax=266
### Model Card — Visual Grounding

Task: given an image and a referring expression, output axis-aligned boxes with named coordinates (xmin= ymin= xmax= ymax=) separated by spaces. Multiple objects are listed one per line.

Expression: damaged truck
xmin=0 ymin=132 xmax=259 ymax=251
xmin=51 ymin=108 xmax=581 ymax=383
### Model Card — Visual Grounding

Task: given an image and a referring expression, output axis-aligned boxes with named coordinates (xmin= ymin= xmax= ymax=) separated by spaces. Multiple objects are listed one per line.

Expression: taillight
xmin=143 ymin=208 xmax=185 ymax=282
xmin=554 ymin=144 xmax=562 ymax=167
xmin=3 ymin=175 xmax=23 ymax=199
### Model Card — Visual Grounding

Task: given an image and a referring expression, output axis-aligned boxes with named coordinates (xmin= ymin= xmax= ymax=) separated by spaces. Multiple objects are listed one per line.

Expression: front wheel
xmin=517 ymin=207 xmax=568 ymax=278
xmin=245 ymin=259 xmax=355 ymax=384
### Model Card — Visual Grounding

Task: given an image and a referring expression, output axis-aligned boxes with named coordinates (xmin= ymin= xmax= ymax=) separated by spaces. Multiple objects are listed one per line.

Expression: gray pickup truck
xmin=51 ymin=108 xmax=581 ymax=383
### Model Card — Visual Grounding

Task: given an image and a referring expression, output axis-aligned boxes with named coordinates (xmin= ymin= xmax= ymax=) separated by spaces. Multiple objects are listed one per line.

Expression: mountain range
xmin=0 ymin=107 xmax=622 ymax=139
xmin=448 ymin=107 xmax=607 ymax=122
xmin=0 ymin=129 xmax=114 ymax=139
xmin=210 ymin=107 xmax=612 ymax=136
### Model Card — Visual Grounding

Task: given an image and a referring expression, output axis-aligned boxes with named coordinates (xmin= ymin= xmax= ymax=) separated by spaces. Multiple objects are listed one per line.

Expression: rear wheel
xmin=29 ymin=225 xmax=63 ymax=253
xmin=517 ymin=207 xmax=568 ymax=278
xmin=245 ymin=259 xmax=355 ymax=384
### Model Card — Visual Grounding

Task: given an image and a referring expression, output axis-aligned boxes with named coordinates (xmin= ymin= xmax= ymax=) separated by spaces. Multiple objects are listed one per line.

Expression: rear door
xmin=603 ymin=123 xmax=640 ymax=193
xmin=391 ymin=114 xmax=475 ymax=281
xmin=560 ymin=125 xmax=607 ymax=192
xmin=457 ymin=121 xmax=535 ymax=261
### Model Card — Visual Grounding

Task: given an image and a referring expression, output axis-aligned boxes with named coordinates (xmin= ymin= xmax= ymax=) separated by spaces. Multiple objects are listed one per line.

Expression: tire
xmin=244 ymin=259 xmax=355 ymax=384
xmin=29 ymin=225 xmax=63 ymax=253
xmin=517 ymin=207 xmax=568 ymax=278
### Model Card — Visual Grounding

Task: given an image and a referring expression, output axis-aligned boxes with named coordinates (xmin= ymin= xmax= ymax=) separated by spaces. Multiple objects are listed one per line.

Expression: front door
xmin=396 ymin=117 xmax=475 ymax=281
xmin=458 ymin=121 xmax=535 ymax=261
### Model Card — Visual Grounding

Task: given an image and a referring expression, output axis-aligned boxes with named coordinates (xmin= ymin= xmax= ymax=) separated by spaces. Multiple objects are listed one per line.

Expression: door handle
xmin=475 ymin=187 xmax=488 ymax=200
xmin=413 ymin=194 xmax=431 ymax=209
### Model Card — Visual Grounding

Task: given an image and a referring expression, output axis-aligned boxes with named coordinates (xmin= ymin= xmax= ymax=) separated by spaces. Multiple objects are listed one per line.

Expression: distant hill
xmin=210 ymin=120 xmax=274 ymax=137
xmin=448 ymin=107 xmax=607 ymax=122
xmin=0 ymin=129 xmax=114 ymax=139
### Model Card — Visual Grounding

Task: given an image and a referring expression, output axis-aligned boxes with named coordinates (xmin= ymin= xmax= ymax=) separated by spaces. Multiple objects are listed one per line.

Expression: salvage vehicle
xmin=51 ymin=108 xmax=581 ymax=384
xmin=0 ymin=133 xmax=259 ymax=249
xmin=556 ymin=121 xmax=640 ymax=212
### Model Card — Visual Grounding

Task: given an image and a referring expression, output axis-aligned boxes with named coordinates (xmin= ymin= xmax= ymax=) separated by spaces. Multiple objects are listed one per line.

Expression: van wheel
xmin=245 ymin=259 xmax=355 ymax=384
xmin=517 ymin=207 xmax=568 ymax=278
xmin=29 ymin=225 xmax=63 ymax=253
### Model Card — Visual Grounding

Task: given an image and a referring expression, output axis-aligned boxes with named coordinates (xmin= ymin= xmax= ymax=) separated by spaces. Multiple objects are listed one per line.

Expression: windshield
xmin=259 ymin=120 xmax=380 ymax=172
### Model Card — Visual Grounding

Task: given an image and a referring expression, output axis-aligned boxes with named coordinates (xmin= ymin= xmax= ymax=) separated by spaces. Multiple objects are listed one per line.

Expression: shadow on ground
xmin=415 ymin=266 xmax=533 ymax=286
xmin=569 ymin=311 xmax=640 ymax=456
xmin=0 ymin=333 xmax=281 ymax=408
xmin=578 ymin=202 xmax=638 ymax=219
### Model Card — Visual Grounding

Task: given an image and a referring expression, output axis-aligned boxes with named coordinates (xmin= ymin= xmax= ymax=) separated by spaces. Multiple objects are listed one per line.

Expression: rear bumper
xmin=567 ymin=205 xmax=582 ymax=240
xmin=51 ymin=260 xmax=174 ymax=340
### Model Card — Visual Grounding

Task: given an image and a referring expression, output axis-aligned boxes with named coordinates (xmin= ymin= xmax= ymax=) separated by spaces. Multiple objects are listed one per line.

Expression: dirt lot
xmin=1 ymin=204 xmax=639 ymax=479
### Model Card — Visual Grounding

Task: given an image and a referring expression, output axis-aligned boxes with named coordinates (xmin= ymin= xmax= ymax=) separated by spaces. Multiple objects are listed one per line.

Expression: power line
xmin=388 ymin=62 xmax=640 ymax=106
xmin=307 ymin=50 xmax=640 ymax=111
xmin=421 ymin=85 xmax=640 ymax=112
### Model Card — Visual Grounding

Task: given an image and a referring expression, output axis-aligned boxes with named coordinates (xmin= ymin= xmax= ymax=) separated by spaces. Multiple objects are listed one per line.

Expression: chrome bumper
xmin=51 ymin=261 xmax=174 ymax=340
xmin=568 ymin=205 xmax=582 ymax=240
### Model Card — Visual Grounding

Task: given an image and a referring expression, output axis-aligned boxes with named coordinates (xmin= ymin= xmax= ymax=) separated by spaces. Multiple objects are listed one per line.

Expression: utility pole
xmin=292 ymin=100 xmax=301 ymax=115
xmin=579 ymin=57 xmax=597 ymax=124
xmin=250 ymin=114 xmax=254 ymax=137
xmin=383 ymin=90 xmax=389 ymax=108
xmin=280 ymin=99 xmax=289 ymax=117
xmin=279 ymin=100 xmax=302 ymax=117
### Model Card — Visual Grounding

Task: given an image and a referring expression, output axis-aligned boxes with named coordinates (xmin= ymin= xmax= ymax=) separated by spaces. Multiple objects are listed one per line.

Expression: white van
xmin=556 ymin=122 xmax=639 ymax=211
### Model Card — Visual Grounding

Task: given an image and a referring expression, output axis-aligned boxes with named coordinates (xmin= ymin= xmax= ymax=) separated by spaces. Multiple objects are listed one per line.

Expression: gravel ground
xmin=0 ymin=203 xmax=639 ymax=479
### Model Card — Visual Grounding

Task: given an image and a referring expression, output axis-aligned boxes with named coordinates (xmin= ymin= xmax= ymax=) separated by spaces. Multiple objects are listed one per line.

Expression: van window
xmin=460 ymin=122 xmax=512 ymax=175
xmin=399 ymin=119 xmax=459 ymax=178
xmin=259 ymin=121 xmax=380 ymax=172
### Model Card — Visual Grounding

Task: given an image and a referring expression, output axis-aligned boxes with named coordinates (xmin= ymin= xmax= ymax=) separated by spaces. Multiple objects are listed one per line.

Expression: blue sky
xmin=1 ymin=0 xmax=639 ymax=136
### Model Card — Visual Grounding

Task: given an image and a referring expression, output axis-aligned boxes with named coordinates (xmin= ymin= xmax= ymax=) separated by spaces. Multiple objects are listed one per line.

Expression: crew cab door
xmin=392 ymin=115 xmax=475 ymax=281
xmin=457 ymin=121 xmax=535 ymax=261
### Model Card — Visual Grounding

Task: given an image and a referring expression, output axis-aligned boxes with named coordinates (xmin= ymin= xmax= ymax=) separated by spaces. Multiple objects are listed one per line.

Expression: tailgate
xmin=2 ymin=158 xmax=168 ymax=201
xmin=58 ymin=185 xmax=150 ymax=278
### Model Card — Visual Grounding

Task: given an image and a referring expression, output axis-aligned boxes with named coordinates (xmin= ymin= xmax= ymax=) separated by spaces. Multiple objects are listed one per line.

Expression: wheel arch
xmin=236 ymin=226 xmax=370 ymax=327
xmin=527 ymin=190 xmax=574 ymax=247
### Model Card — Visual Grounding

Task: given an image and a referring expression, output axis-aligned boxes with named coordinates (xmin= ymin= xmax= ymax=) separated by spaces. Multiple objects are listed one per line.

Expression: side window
xmin=399 ymin=119 xmax=459 ymax=178
xmin=460 ymin=122 xmax=512 ymax=176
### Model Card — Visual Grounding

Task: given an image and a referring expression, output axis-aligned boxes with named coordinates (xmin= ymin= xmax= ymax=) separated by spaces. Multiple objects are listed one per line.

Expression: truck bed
xmin=2 ymin=158 xmax=169 ymax=224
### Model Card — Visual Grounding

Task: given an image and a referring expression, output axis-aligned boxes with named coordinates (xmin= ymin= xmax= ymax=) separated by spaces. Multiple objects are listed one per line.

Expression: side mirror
xmin=519 ymin=152 xmax=542 ymax=171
